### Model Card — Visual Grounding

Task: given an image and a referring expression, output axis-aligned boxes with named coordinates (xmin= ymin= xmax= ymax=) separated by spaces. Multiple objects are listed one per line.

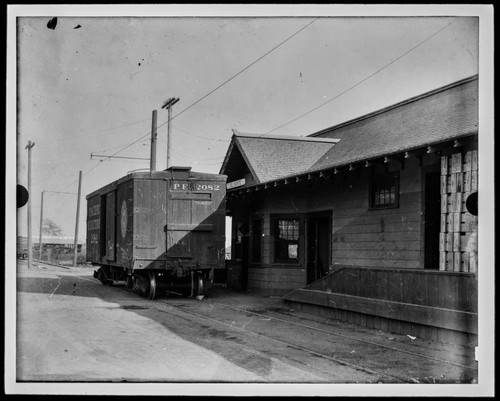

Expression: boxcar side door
xmin=105 ymin=191 xmax=117 ymax=262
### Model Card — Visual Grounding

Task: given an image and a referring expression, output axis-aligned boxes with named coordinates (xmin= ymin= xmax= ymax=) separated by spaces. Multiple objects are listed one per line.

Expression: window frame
xmin=271 ymin=214 xmax=303 ymax=264
xmin=368 ymin=171 xmax=400 ymax=210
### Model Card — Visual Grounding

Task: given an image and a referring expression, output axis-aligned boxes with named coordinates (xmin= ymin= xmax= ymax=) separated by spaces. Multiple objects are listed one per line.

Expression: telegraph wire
xmin=38 ymin=117 xmax=150 ymax=148
xmin=170 ymin=125 xmax=231 ymax=142
xmin=89 ymin=17 xmax=317 ymax=164
xmin=263 ymin=18 xmax=457 ymax=136
xmin=161 ymin=17 xmax=320 ymax=127
xmin=60 ymin=130 xmax=152 ymax=190
xmin=68 ymin=17 xmax=320 ymax=190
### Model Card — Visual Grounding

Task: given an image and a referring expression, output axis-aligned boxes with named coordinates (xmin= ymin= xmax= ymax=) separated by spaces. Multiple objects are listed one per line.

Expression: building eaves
xmin=226 ymin=75 xmax=478 ymax=194
xmin=309 ymin=74 xmax=478 ymax=139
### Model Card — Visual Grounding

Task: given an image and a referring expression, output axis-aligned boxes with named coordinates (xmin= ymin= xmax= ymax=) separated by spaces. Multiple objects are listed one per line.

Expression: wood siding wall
xmin=228 ymin=156 xmax=436 ymax=293
xmin=284 ymin=265 xmax=478 ymax=344
xmin=247 ymin=266 xmax=306 ymax=295
xmin=331 ymin=157 xmax=426 ymax=269
xmin=228 ymin=146 xmax=478 ymax=303
xmin=310 ymin=266 xmax=477 ymax=312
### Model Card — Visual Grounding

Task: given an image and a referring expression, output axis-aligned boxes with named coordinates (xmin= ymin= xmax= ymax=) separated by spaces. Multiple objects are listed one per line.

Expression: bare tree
xmin=43 ymin=219 xmax=63 ymax=236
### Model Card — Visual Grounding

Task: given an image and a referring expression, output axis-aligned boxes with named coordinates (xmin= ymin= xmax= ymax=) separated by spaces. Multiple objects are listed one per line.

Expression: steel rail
xmin=45 ymin=269 xmax=476 ymax=381
xmin=207 ymin=301 xmax=478 ymax=373
xmin=156 ymin=299 xmax=406 ymax=383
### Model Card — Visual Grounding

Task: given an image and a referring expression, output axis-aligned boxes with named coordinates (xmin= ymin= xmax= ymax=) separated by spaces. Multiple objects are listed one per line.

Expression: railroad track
xmin=210 ymin=301 xmax=478 ymax=373
xmin=159 ymin=298 xmax=477 ymax=384
xmin=159 ymin=299 xmax=407 ymax=383
xmin=38 ymin=268 xmax=478 ymax=383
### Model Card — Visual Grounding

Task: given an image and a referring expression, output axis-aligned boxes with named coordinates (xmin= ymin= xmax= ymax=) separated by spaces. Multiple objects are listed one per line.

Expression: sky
xmin=8 ymin=5 xmax=490 ymax=241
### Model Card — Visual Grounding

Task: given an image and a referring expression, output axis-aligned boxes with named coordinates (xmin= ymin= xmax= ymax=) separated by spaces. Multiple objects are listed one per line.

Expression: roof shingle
xmin=220 ymin=76 xmax=478 ymax=186
xmin=308 ymin=75 xmax=478 ymax=172
xmin=226 ymin=133 xmax=339 ymax=183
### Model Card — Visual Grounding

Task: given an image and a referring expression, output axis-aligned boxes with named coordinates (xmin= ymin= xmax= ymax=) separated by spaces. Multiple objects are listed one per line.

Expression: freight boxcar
xmin=86 ymin=166 xmax=227 ymax=299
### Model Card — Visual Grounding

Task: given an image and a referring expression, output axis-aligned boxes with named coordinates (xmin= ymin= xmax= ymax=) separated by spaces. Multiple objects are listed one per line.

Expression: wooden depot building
xmin=220 ymin=75 xmax=478 ymax=345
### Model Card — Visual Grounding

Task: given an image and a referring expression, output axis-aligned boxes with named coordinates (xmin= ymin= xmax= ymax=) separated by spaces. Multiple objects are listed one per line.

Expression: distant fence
xmin=17 ymin=236 xmax=86 ymax=264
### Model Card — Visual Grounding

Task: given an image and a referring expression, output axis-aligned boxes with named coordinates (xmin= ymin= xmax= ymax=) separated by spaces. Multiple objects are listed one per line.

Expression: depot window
xmin=274 ymin=218 xmax=300 ymax=263
xmin=369 ymin=172 xmax=400 ymax=210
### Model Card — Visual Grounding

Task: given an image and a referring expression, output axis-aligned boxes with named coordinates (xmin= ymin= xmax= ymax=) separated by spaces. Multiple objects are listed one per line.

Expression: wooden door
xmin=307 ymin=214 xmax=331 ymax=284
xmin=105 ymin=191 xmax=117 ymax=261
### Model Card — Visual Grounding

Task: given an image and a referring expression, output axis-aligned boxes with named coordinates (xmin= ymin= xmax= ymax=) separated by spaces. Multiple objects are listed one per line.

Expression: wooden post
xmin=38 ymin=191 xmax=44 ymax=260
xmin=73 ymin=170 xmax=82 ymax=267
xmin=161 ymin=97 xmax=179 ymax=170
xmin=150 ymin=110 xmax=157 ymax=172
xmin=167 ymin=106 xmax=172 ymax=169
xmin=25 ymin=141 xmax=35 ymax=269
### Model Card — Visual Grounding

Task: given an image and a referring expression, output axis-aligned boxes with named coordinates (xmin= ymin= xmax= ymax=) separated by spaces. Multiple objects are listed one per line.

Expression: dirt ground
xmin=7 ymin=260 xmax=486 ymax=396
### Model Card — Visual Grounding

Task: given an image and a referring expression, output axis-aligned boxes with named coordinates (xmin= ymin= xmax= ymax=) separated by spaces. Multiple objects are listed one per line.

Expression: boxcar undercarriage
xmin=93 ymin=264 xmax=208 ymax=300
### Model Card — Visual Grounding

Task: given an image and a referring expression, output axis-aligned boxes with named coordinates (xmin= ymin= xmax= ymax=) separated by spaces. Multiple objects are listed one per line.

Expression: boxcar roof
xmin=86 ymin=168 xmax=227 ymax=199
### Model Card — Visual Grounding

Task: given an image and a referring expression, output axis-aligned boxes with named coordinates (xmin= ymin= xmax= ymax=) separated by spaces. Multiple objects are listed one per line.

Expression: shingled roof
xmin=220 ymin=75 xmax=478 ymax=188
xmin=308 ymin=75 xmax=478 ymax=173
xmin=220 ymin=132 xmax=339 ymax=184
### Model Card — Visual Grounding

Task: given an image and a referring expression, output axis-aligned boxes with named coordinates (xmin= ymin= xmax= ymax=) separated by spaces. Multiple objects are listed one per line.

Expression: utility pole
xmin=25 ymin=140 xmax=35 ymax=269
xmin=73 ymin=170 xmax=82 ymax=267
xmin=167 ymin=106 xmax=172 ymax=169
xmin=150 ymin=110 xmax=157 ymax=172
xmin=38 ymin=191 xmax=44 ymax=259
xmin=161 ymin=97 xmax=180 ymax=169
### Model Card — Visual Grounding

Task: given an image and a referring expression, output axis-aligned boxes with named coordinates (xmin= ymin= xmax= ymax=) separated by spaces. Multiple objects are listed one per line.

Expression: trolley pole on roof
xmin=73 ymin=170 xmax=82 ymax=267
xmin=150 ymin=110 xmax=157 ymax=172
xmin=25 ymin=140 xmax=35 ymax=269
xmin=161 ymin=97 xmax=179 ymax=169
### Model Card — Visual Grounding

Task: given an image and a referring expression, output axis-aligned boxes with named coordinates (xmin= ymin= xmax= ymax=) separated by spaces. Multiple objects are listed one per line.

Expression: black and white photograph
xmin=5 ymin=4 xmax=494 ymax=397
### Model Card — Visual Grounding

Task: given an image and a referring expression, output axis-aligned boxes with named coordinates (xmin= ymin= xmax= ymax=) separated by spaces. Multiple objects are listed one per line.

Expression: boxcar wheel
xmin=132 ymin=273 xmax=156 ymax=300
xmin=147 ymin=271 xmax=157 ymax=300
xmin=192 ymin=271 xmax=204 ymax=298
xmin=98 ymin=268 xmax=108 ymax=285
xmin=132 ymin=274 xmax=144 ymax=295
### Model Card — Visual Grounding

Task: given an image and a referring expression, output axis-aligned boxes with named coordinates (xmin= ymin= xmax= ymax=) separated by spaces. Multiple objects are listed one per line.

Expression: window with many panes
xmin=369 ymin=172 xmax=399 ymax=209
xmin=274 ymin=218 xmax=300 ymax=263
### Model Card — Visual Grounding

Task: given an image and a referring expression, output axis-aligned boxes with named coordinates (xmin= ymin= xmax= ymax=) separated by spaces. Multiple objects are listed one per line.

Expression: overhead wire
xmin=64 ymin=17 xmax=455 ymax=191
xmin=162 ymin=17 xmax=320 ymax=125
xmin=38 ymin=117 xmax=151 ymax=147
xmin=262 ymin=18 xmax=457 ymax=136
xmin=64 ymin=17 xmax=320 ymax=190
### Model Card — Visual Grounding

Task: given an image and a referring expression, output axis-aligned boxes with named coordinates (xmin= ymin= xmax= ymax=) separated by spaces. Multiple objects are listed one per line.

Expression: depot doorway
xmin=306 ymin=212 xmax=332 ymax=284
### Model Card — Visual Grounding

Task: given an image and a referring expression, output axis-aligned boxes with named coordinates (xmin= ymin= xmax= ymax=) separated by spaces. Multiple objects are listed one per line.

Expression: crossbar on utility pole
xmin=25 ymin=140 xmax=35 ymax=269
xmin=73 ymin=170 xmax=82 ymax=267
